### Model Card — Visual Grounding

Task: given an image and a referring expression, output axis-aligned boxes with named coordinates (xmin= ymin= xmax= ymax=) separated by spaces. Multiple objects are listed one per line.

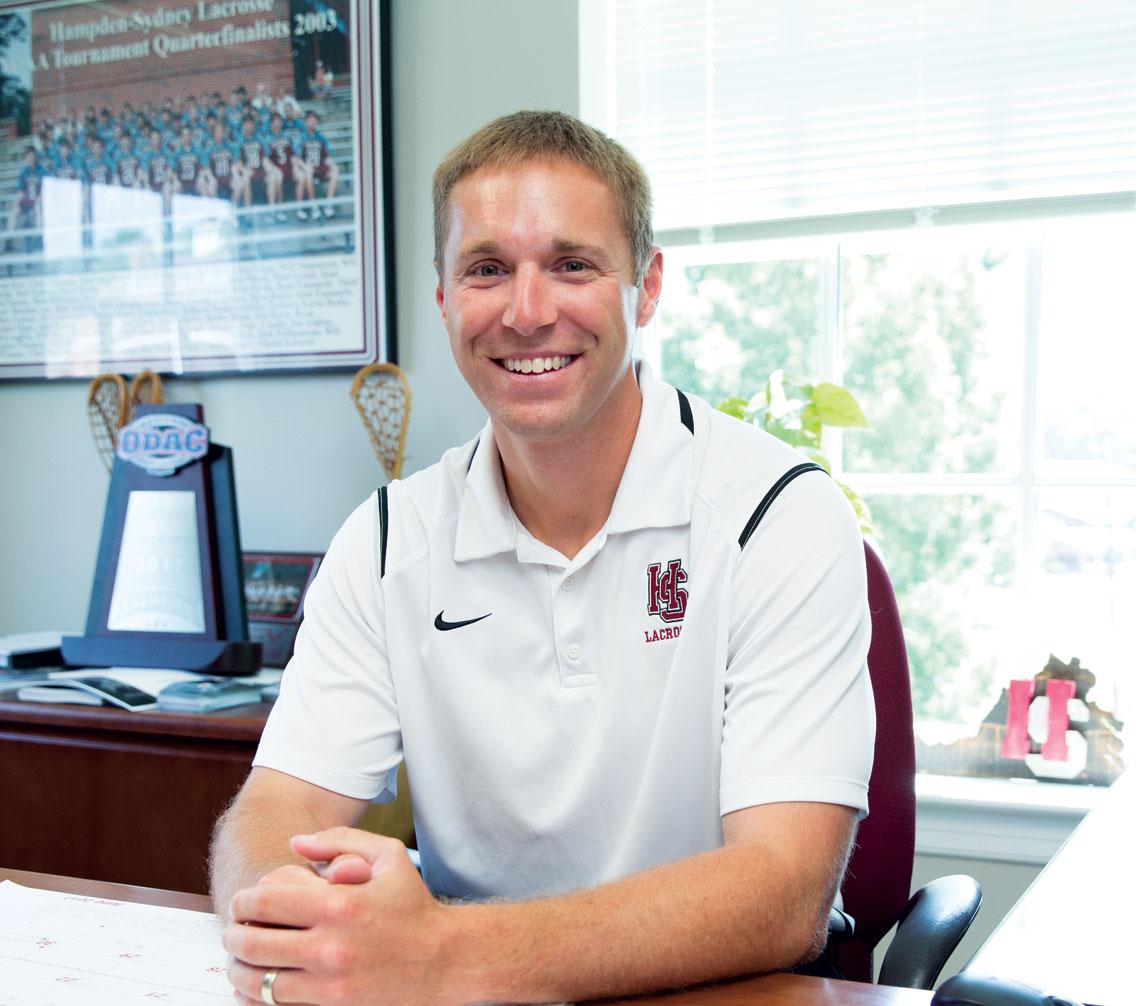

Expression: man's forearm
xmin=439 ymin=804 xmax=854 ymax=1004
xmin=208 ymin=768 xmax=368 ymax=920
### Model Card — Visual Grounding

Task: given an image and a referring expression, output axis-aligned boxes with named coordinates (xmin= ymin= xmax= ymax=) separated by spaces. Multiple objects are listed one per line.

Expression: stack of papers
xmin=0 ymin=880 xmax=229 ymax=1004
xmin=13 ymin=668 xmax=202 ymax=710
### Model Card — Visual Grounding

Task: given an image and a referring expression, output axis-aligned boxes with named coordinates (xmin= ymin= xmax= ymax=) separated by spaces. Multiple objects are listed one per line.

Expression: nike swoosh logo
xmin=434 ymin=610 xmax=492 ymax=631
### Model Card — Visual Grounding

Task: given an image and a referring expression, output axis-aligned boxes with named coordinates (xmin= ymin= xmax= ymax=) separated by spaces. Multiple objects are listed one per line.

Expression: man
xmin=234 ymin=113 xmax=281 ymax=210
xmin=8 ymin=146 xmax=45 ymax=235
xmin=213 ymin=110 xmax=874 ymax=1005
xmin=296 ymin=109 xmax=339 ymax=218
xmin=171 ymin=124 xmax=209 ymax=198
xmin=50 ymin=137 xmax=83 ymax=181
xmin=140 ymin=127 xmax=174 ymax=213
xmin=203 ymin=120 xmax=238 ymax=203
xmin=113 ymin=132 xmax=144 ymax=190
xmin=265 ymin=112 xmax=308 ymax=221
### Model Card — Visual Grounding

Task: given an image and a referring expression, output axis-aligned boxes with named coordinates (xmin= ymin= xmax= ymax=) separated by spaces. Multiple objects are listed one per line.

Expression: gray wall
xmin=0 ymin=0 xmax=1041 ymax=983
xmin=0 ymin=0 xmax=580 ymax=636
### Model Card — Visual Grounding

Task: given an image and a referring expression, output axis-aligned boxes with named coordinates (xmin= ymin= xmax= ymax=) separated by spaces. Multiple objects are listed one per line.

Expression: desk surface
xmin=0 ymin=868 xmax=930 ymax=1006
xmin=966 ymin=768 xmax=1132 ymax=1006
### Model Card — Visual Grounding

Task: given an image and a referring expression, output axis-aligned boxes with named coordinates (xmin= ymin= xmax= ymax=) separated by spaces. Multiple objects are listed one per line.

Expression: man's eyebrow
xmin=456 ymin=240 xmax=499 ymax=258
xmin=551 ymin=238 xmax=611 ymax=259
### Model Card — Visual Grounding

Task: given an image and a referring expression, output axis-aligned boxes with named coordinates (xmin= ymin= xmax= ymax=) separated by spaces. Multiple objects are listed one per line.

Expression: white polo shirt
xmin=254 ymin=362 xmax=874 ymax=901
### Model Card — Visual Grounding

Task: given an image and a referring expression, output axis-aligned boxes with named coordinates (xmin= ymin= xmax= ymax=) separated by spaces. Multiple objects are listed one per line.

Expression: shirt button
xmin=566 ymin=643 xmax=581 ymax=660
xmin=562 ymin=578 xmax=575 ymax=591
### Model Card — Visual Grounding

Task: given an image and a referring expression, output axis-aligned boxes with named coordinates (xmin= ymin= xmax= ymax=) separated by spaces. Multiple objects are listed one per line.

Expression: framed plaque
xmin=0 ymin=0 xmax=394 ymax=378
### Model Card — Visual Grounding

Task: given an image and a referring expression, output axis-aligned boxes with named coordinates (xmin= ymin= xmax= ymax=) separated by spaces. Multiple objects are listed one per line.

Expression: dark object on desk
xmin=931 ymin=973 xmax=1082 ymax=1006
xmin=0 ymin=635 xmax=62 ymax=667
xmin=0 ymin=631 xmax=64 ymax=669
xmin=825 ymin=541 xmax=982 ymax=989
xmin=61 ymin=403 xmax=261 ymax=676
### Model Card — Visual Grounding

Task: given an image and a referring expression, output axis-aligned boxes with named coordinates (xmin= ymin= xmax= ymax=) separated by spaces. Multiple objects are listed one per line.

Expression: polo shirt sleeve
xmin=719 ymin=473 xmax=875 ymax=818
xmin=253 ymin=494 xmax=403 ymax=803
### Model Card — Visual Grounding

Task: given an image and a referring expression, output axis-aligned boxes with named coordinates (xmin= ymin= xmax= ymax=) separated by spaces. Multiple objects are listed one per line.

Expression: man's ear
xmin=635 ymin=248 xmax=664 ymax=329
xmin=434 ymin=265 xmax=447 ymax=323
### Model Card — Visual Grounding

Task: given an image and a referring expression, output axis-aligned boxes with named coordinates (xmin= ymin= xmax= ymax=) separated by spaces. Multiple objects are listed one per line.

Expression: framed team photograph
xmin=0 ymin=0 xmax=393 ymax=378
xmin=242 ymin=550 xmax=321 ymax=667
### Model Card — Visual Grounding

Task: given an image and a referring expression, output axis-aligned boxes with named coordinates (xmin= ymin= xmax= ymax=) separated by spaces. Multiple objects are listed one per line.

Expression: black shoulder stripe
xmin=677 ymin=389 xmax=694 ymax=434
xmin=738 ymin=462 xmax=827 ymax=549
xmin=377 ymin=484 xmax=389 ymax=578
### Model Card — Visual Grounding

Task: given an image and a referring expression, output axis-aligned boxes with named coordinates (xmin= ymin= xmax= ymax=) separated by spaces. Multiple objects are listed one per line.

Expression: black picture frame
xmin=0 ymin=0 xmax=395 ymax=378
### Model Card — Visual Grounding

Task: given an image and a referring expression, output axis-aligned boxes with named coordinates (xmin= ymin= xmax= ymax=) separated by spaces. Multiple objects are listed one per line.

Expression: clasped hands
xmin=223 ymin=827 xmax=455 ymax=1006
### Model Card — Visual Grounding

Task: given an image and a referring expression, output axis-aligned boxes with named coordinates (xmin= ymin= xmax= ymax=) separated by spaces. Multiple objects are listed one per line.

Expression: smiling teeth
xmin=504 ymin=356 xmax=571 ymax=374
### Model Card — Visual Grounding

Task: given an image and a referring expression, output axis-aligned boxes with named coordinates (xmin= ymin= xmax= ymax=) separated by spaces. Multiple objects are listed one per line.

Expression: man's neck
xmin=495 ymin=379 xmax=643 ymax=561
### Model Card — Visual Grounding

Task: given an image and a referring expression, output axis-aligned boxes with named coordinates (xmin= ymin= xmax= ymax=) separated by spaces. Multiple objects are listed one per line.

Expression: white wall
xmin=0 ymin=0 xmax=580 ymax=636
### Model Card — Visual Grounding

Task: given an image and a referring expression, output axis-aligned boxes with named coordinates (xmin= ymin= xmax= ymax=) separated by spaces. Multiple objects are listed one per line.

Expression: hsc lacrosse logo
xmin=646 ymin=559 xmax=688 ymax=624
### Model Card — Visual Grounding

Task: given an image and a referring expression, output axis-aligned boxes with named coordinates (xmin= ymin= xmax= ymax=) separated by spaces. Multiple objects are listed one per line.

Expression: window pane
xmin=1032 ymin=489 xmax=1136 ymax=730
xmin=1037 ymin=215 xmax=1136 ymax=477
xmin=842 ymin=233 xmax=1024 ymax=474
xmin=655 ymin=252 xmax=821 ymax=407
xmin=867 ymin=493 xmax=1018 ymax=728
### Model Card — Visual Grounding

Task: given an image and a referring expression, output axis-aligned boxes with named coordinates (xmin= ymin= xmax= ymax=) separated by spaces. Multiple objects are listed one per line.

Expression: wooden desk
xmin=966 ymin=768 xmax=1133 ymax=1006
xmin=0 ymin=867 xmax=930 ymax=1005
xmin=0 ymin=697 xmax=270 ymax=895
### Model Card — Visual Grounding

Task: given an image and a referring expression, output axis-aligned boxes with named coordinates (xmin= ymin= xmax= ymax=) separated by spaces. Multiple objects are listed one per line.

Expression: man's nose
xmin=503 ymin=266 xmax=557 ymax=336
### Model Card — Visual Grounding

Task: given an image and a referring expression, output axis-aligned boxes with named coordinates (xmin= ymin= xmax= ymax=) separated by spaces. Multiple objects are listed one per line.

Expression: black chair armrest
xmin=878 ymin=874 xmax=982 ymax=990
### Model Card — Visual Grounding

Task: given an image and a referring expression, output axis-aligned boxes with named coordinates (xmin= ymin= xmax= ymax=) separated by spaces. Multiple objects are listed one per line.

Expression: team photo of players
xmin=4 ymin=84 xmax=345 ymax=256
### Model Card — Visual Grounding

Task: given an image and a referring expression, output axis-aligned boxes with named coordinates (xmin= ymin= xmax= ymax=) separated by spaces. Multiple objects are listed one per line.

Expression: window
xmin=585 ymin=0 xmax=1136 ymax=780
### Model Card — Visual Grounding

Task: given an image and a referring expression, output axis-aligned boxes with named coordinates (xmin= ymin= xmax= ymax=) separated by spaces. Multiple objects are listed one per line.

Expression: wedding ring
xmin=261 ymin=967 xmax=280 ymax=1006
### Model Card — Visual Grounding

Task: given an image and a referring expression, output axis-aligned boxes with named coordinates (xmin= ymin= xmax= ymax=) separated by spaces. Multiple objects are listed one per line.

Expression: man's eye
xmin=473 ymin=263 xmax=501 ymax=278
xmin=563 ymin=260 xmax=588 ymax=272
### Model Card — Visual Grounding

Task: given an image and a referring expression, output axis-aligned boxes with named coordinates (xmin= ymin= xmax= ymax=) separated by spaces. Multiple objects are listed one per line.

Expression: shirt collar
xmin=453 ymin=360 xmax=695 ymax=563
xmin=606 ymin=359 xmax=695 ymax=534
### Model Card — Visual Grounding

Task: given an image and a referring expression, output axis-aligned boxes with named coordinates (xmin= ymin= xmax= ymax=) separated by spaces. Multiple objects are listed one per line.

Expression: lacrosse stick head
xmin=87 ymin=373 xmax=128 ymax=473
xmin=350 ymin=363 xmax=411 ymax=481
xmin=128 ymin=369 xmax=163 ymax=420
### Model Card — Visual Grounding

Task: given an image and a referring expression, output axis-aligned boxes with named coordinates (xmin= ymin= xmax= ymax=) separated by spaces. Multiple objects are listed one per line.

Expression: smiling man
xmin=212 ymin=110 xmax=875 ymax=1006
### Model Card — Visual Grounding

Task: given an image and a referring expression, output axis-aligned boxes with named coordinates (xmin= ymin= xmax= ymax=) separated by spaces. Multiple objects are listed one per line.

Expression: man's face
xmin=305 ymin=113 xmax=317 ymax=132
xmin=435 ymin=160 xmax=661 ymax=447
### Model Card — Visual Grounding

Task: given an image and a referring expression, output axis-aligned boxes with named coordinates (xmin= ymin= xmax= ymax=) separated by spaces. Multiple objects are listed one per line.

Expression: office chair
xmin=826 ymin=540 xmax=982 ymax=989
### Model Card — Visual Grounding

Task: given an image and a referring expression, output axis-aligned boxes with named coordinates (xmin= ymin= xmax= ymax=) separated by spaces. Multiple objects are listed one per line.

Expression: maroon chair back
xmin=832 ymin=540 xmax=918 ymax=982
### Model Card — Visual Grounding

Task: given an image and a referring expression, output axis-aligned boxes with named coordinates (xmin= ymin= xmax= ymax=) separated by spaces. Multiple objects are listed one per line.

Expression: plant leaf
xmin=804 ymin=449 xmax=833 ymax=474
xmin=716 ymin=396 xmax=749 ymax=420
xmin=812 ymin=383 xmax=870 ymax=428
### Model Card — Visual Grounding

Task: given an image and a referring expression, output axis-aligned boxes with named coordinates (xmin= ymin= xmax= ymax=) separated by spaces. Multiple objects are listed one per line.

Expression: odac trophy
xmin=61 ymin=404 xmax=261 ymax=675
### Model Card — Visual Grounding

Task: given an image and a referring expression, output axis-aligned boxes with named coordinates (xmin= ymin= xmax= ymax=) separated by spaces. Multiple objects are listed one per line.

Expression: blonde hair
xmin=432 ymin=110 xmax=653 ymax=283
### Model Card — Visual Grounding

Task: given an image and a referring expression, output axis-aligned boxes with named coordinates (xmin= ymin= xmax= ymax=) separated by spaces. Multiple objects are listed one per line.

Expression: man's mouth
xmin=500 ymin=355 xmax=576 ymax=374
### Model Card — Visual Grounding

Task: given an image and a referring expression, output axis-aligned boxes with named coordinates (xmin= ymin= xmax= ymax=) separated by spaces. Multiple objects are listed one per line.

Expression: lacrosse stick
xmin=128 ymin=369 xmax=163 ymax=420
xmin=350 ymin=362 xmax=411 ymax=481
xmin=87 ymin=373 xmax=128 ymax=473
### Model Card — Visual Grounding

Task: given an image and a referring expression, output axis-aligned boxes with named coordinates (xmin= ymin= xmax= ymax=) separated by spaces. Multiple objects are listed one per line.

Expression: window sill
xmin=914 ymin=773 xmax=1109 ymax=866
